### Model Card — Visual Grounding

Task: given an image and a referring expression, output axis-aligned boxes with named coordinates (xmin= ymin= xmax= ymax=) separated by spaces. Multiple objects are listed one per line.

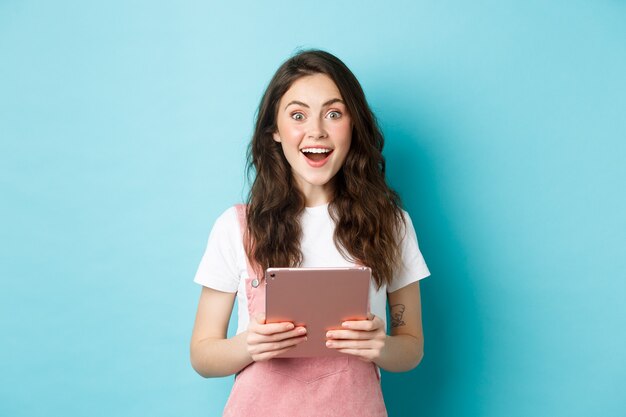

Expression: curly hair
xmin=245 ymin=49 xmax=405 ymax=289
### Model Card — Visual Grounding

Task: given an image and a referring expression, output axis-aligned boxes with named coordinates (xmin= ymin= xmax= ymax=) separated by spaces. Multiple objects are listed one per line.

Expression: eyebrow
xmin=284 ymin=98 xmax=344 ymax=110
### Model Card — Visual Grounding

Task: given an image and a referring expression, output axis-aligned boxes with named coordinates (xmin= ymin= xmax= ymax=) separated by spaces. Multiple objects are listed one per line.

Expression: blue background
xmin=1 ymin=1 xmax=625 ymax=416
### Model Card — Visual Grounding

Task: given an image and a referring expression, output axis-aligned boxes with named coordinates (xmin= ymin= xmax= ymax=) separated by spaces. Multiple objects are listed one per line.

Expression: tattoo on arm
xmin=390 ymin=304 xmax=406 ymax=328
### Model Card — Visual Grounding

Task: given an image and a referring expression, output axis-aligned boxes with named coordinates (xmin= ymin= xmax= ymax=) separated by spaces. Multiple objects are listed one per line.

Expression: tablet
xmin=265 ymin=266 xmax=371 ymax=358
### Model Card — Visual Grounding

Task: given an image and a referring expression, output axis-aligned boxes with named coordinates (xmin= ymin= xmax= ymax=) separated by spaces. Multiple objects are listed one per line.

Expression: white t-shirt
xmin=194 ymin=204 xmax=430 ymax=334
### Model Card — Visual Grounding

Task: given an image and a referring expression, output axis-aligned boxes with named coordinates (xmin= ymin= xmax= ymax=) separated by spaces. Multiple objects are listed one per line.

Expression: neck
xmin=295 ymin=180 xmax=334 ymax=207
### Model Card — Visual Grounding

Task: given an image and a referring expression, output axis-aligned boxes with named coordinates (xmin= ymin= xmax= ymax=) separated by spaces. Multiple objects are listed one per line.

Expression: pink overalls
xmin=222 ymin=205 xmax=387 ymax=417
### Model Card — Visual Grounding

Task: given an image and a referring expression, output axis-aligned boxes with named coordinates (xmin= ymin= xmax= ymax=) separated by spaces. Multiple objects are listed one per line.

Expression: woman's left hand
xmin=325 ymin=313 xmax=386 ymax=362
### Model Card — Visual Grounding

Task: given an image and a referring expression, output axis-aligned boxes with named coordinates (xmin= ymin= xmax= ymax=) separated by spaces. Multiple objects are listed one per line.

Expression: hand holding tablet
xmin=265 ymin=267 xmax=371 ymax=358
xmin=244 ymin=312 xmax=308 ymax=362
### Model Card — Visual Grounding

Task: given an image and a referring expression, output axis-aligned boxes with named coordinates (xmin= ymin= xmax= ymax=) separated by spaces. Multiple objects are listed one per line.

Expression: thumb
xmin=254 ymin=313 xmax=266 ymax=324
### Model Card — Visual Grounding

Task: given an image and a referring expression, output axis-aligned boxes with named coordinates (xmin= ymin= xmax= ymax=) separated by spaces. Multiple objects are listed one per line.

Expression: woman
xmin=190 ymin=49 xmax=430 ymax=416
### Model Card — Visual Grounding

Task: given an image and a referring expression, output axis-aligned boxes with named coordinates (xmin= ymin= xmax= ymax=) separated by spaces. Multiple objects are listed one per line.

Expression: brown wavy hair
xmin=245 ymin=49 xmax=405 ymax=289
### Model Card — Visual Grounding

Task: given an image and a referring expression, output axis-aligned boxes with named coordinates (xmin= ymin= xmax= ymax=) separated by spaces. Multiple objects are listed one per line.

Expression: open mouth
xmin=301 ymin=148 xmax=333 ymax=162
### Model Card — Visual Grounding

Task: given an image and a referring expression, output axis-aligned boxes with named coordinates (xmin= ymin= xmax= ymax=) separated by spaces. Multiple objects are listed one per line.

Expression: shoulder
xmin=212 ymin=205 xmax=242 ymax=231
xmin=203 ymin=205 xmax=245 ymax=246
xmin=194 ymin=205 xmax=247 ymax=291
xmin=398 ymin=209 xmax=416 ymax=238
xmin=388 ymin=208 xmax=430 ymax=292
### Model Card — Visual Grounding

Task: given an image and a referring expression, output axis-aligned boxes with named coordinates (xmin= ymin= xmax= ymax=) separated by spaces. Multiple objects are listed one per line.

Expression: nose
xmin=307 ymin=116 xmax=328 ymax=140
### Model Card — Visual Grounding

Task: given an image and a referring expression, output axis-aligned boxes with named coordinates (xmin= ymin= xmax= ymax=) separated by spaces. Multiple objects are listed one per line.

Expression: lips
xmin=301 ymin=147 xmax=333 ymax=167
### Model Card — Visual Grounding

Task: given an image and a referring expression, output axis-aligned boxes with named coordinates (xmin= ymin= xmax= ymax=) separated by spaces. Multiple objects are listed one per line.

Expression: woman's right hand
xmin=245 ymin=313 xmax=307 ymax=362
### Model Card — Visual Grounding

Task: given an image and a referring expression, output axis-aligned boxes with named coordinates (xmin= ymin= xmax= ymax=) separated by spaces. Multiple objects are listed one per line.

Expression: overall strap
xmin=234 ymin=204 xmax=266 ymax=316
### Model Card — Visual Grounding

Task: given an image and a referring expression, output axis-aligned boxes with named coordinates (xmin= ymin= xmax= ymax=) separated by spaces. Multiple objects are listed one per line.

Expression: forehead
xmin=280 ymin=73 xmax=343 ymax=104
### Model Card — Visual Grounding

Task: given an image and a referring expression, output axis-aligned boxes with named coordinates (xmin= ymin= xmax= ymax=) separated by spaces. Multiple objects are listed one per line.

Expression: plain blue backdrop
xmin=1 ymin=1 xmax=625 ymax=416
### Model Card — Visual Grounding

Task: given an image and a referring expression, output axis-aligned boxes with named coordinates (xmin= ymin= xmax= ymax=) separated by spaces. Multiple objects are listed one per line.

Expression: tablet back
xmin=265 ymin=267 xmax=370 ymax=358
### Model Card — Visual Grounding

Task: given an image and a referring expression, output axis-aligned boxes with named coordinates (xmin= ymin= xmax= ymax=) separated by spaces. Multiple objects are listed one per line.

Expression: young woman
xmin=190 ymin=49 xmax=430 ymax=416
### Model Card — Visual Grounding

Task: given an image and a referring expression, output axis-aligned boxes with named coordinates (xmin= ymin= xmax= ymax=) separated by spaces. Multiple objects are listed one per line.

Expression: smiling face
xmin=273 ymin=73 xmax=353 ymax=206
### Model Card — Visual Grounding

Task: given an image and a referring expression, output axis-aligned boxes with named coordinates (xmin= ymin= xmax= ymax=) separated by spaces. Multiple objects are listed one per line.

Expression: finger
xmin=344 ymin=314 xmax=384 ymax=330
xmin=325 ymin=339 xmax=372 ymax=350
xmin=253 ymin=335 xmax=307 ymax=354
xmin=341 ymin=319 xmax=377 ymax=331
xmin=254 ymin=321 xmax=295 ymax=335
xmin=256 ymin=327 xmax=307 ymax=343
xmin=326 ymin=329 xmax=371 ymax=340
xmin=334 ymin=348 xmax=377 ymax=362
xmin=254 ymin=344 xmax=302 ymax=362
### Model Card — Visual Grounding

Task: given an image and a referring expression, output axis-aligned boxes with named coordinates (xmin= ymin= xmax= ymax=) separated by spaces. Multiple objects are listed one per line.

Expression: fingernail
xmin=297 ymin=327 xmax=307 ymax=335
xmin=326 ymin=341 xmax=333 ymax=347
xmin=326 ymin=332 xmax=333 ymax=338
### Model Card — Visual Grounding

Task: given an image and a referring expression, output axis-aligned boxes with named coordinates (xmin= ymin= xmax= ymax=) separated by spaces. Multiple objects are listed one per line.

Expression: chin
xmin=294 ymin=173 xmax=335 ymax=189
xmin=305 ymin=175 xmax=335 ymax=187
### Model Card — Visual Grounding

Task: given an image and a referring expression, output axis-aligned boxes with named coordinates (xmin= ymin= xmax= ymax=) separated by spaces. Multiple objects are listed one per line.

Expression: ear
xmin=272 ymin=131 xmax=281 ymax=143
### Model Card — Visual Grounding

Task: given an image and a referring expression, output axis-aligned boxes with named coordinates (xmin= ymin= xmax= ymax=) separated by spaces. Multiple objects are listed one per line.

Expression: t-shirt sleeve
xmin=193 ymin=207 xmax=241 ymax=293
xmin=387 ymin=211 xmax=431 ymax=293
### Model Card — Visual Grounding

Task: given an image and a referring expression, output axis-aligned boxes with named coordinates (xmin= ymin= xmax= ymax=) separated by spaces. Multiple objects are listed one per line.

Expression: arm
xmin=377 ymin=281 xmax=424 ymax=372
xmin=189 ymin=286 xmax=252 ymax=377
xmin=190 ymin=286 xmax=308 ymax=378
xmin=325 ymin=281 xmax=424 ymax=372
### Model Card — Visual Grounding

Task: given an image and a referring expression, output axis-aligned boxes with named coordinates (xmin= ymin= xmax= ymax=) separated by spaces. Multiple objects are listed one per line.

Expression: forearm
xmin=374 ymin=334 xmax=424 ymax=372
xmin=190 ymin=331 xmax=253 ymax=378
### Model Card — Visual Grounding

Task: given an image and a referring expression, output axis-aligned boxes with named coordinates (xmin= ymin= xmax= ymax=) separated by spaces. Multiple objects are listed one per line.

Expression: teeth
xmin=301 ymin=148 xmax=331 ymax=154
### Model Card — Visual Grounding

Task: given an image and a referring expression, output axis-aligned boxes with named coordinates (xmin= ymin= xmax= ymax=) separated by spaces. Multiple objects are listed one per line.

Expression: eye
xmin=327 ymin=111 xmax=342 ymax=119
xmin=291 ymin=112 xmax=305 ymax=121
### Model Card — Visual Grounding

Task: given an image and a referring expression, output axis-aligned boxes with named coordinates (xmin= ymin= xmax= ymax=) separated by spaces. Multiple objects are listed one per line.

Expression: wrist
xmin=235 ymin=331 xmax=254 ymax=364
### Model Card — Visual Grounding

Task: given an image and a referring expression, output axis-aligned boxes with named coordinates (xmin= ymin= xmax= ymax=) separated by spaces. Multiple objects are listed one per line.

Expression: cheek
xmin=279 ymin=123 xmax=305 ymax=143
xmin=331 ymin=121 xmax=353 ymax=147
